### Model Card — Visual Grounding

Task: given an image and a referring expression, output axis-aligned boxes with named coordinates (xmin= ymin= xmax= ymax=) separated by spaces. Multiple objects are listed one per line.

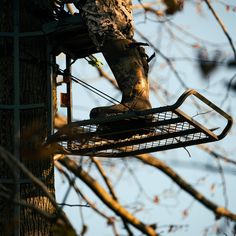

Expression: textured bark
xmin=0 ymin=0 xmax=56 ymax=235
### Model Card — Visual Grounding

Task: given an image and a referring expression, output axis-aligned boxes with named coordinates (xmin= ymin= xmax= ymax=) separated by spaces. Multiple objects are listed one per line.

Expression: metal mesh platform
xmin=49 ymin=90 xmax=233 ymax=157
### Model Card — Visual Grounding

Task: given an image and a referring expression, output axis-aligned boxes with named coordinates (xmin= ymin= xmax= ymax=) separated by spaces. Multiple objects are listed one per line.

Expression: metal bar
xmin=65 ymin=56 xmax=72 ymax=149
xmin=13 ymin=0 xmax=21 ymax=234
xmin=47 ymin=46 xmax=54 ymax=136
xmin=68 ymin=107 xmax=174 ymax=126
xmin=0 ymin=178 xmax=45 ymax=184
xmin=172 ymin=89 xmax=233 ymax=140
xmin=69 ymin=127 xmax=213 ymax=156
xmin=0 ymin=31 xmax=44 ymax=37
xmin=0 ymin=179 xmax=32 ymax=184
xmin=189 ymin=90 xmax=233 ymax=140
xmin=174 ymin=108 xmax=218 ymax=140
xmin=0 ymin=103 xmax=45 ymax=109
xmin=93 ymin=137 xmax=214 ymax=157
xmin=51 ymin=116 xmax=185 ymax=143
xmin=66 ymin=56 xmax=72 ymax=124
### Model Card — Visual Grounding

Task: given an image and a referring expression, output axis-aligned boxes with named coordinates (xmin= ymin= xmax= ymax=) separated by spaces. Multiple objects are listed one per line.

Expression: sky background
xmin=55 ymin=1 xmax=236 ymax=235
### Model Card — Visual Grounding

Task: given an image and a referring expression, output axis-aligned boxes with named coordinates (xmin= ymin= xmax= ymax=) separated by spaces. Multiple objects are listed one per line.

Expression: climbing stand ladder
xmin=50 ymin=89 xmax=233 ymax=157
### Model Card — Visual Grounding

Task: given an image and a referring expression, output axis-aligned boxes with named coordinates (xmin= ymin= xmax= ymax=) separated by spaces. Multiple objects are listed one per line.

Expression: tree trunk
xmin=0 ymin=0 xmax=56 ymax=235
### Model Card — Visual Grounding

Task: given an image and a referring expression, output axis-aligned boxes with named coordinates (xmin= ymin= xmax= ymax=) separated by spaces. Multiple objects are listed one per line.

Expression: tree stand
xmin=47 ymin=89 xmax=233 ymax=157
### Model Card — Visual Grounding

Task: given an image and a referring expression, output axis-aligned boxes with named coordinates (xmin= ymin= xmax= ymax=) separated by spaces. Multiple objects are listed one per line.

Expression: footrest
xmin=49 ymin=89 xmax=233 ymax=157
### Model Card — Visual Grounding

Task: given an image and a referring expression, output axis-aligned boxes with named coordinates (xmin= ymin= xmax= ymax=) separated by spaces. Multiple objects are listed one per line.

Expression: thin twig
xmin=198 ymin=144 xmax=236 ymax=166
xmin=221 ymin=73 xmax=236 ymax=106
xmin=135 ymin=29 xmax=188 ymax=89
xmin=59 ymin=156 xmax=158 ymax=236
xmin=215 ymin=158 xmax=228 ymax=209
xmin=91 ymin=157 xmax=118 ymax=200
xmin=54 ymin=160 xmax=120 ymax=236
xmin=135 ymin=153 xmax=236 ymax=221
xmin=57 ymin=203 xmax=90 ymax=207
xmin=204 ymin=0 xmax=236 ymax=60
xmin=91 ymin=157 xmax=134 ymax=236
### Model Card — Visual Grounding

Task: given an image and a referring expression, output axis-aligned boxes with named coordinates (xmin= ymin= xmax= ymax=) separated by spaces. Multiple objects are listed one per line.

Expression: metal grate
xmin=50 ymin=90 xmax=233 ymax=157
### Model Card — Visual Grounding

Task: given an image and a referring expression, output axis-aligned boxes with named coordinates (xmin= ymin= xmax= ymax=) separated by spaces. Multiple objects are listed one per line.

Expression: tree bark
xmin=0 ymin=0 xmax=56 ymax=235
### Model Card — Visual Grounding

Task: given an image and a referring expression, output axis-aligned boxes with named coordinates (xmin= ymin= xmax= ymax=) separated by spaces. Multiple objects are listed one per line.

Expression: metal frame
xmin=51 ymin=89 xmax=233 ymax=157
xmin=13 ymin=1 xmax=20 ymax=234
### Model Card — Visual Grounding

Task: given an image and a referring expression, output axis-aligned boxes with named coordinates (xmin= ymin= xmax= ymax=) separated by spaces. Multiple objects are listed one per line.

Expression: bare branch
xmin=198 ymin=144 xmax=236 ymax=166
xmin=54 ymin=160 xmax=120 ymax=236
xmin=135 ymin=29 xmax=188 ymax=89
xmin=135 ymin=153 xmax=236 ymax=221
xmin=215 ymin=157 xmax=228 ymax=208
xmin=91 ymin=157 xmax=118 ymax=200
xmin=96 ymin=66 xmax=118 ymax=88
xmin=133 ymin=3 xmax=164 ymax=17
xmin=59 ymin=156 xmax=158 ymax=236
xmin=91 ymin=157 xmax=134 ymax=235
xmin=204 ymin=0 xmax=236 ymax=60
